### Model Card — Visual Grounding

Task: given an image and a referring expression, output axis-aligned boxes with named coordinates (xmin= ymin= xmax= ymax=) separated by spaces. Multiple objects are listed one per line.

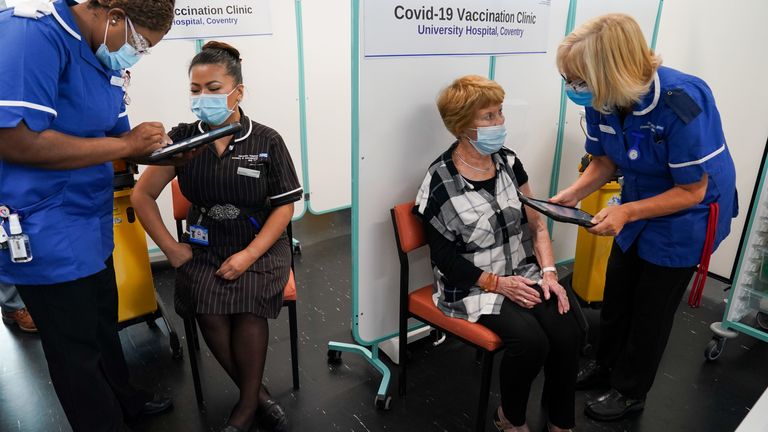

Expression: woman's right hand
xmin=166 ymin=242 xmax=193 ymax=268
xmin=549 ymin=188 xmax=580 ymax=207
xmin=496 ymin=275 xmax=542 ymax=309
xmin=121 ymin=122 xmax=171 ymax=159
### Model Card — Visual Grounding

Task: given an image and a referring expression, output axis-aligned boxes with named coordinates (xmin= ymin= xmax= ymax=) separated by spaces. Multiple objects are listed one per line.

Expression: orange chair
xmin=391 ymin=201 xmax=503 ymax=432
xmin=171 ymin=179 xmax=299 ymax=406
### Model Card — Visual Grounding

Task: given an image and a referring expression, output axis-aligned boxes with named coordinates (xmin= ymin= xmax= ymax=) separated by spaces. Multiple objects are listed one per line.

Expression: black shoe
xmin=257 ymin=398 xmax=288 ymax=432
xmin=575 ymin=360 xmax=610 ymax=391
xmin=218 ymin=425 xmax=245 ymax=432
xmin=140 ymin=393 xmax=173 ymax=416
xmin=585 ymin=389 xmax=645 ymax=421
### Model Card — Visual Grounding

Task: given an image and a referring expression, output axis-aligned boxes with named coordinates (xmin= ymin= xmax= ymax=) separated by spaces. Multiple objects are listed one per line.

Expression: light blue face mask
xmin=190 ymin=87 xmax=240 ymax=126
xmin=468 ymin=124 xmax=507 ymax=155
xmin=565 ymin=81 xmax=593 ymax=107
xmin=95 ymin=16 xmax=144 ymax=70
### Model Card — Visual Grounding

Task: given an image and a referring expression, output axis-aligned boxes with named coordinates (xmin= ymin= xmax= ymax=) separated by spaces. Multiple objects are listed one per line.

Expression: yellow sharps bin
xmin=113 ymin=188 xmax=157 ymax=322
xmin=111 ymin=160 xmax=181 ymax=358
xmin=572 ymin=180 xmax=621 ymax=303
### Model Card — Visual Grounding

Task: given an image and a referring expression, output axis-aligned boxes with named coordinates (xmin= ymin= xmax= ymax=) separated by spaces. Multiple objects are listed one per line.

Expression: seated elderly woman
xmin=414 ymin=75 xmax=580 ymax=432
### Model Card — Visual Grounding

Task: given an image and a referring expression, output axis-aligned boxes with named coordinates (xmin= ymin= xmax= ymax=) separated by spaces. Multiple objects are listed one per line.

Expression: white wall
xmin=655 ymin=0 xmax=768 ymax=277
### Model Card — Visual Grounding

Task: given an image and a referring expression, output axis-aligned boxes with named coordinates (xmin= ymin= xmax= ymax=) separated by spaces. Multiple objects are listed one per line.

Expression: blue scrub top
xmin=0 ymin=0 xmax=130 ymax=285
xmin=583 ymin=66 xmax=738 ymax=268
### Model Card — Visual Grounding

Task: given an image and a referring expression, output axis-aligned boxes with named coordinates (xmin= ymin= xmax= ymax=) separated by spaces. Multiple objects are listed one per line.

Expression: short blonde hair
xmin=557 ymin=13 xmax=661 ymax=113
xmin=437 ymin=75 xmax=505 ymax=138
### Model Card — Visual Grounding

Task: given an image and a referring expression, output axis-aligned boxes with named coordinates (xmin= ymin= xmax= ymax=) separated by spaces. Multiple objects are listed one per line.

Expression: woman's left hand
xmin=588 ymin=205 xmax=630 ymax=236
xmin=539 ymin=272 xmax=570 ymax=314
xmin=215 ymin=250 xmax=258 ymax=280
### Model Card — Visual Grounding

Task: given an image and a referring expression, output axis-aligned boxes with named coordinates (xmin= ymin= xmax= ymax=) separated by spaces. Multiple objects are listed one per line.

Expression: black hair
xmin=189 ymin=41 xmax=243 ymax=85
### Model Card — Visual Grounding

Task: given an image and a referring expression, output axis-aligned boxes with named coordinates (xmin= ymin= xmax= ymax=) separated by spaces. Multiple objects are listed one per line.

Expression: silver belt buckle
xmin=205 ymin=204 xmax=241 ymax=220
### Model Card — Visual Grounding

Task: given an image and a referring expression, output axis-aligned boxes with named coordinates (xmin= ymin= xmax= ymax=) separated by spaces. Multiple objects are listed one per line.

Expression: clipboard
xmin=518 ymin=194 xmax=596 ymax=227
xmin=146 ymin=122 xmax=243 ymax=163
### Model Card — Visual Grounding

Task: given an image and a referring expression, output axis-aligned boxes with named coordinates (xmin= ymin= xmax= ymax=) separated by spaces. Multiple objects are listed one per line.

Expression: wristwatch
xmin=540 ymin=266 xmax=558 ymax=278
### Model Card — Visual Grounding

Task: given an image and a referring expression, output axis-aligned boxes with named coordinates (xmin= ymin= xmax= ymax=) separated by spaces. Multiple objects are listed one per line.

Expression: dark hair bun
xmin=202 ymin=41 xmax=242 ymax=63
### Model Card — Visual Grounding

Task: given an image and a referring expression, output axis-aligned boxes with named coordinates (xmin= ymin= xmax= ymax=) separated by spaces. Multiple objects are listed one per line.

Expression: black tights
xmin=196 ymin=313 xmax=269 ymax=430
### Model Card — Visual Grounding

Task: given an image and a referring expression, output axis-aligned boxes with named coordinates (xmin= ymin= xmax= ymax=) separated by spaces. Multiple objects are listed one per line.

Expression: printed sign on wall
xmin=166 ymin=0 xmax=272 ymax=40
xmin=363 ymin=0 xmax=551 ymax=58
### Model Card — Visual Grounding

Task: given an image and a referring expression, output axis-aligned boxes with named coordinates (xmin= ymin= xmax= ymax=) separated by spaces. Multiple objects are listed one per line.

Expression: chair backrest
xmin=171 ymin=178 xmax=191 ymax=222
xmin=391 ymin=201 xmax=426 ymax=254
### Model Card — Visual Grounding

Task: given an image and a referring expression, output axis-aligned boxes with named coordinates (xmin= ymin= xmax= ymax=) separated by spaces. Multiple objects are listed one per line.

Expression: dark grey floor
xmin=1 ymin=209 xmax=767 ymax=432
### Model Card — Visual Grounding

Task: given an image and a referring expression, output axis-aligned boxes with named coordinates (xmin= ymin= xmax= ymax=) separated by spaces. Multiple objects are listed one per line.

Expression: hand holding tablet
xmin=518 ymin=194 xmax=596 ymax=227
xmin=146 ymin=122 xmax=243 ymax=163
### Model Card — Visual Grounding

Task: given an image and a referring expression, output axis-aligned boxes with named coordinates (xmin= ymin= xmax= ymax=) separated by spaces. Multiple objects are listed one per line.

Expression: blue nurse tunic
xmin=0 ymin=0 xmax=130 ymax=284
xmin=583 ymin=65 xmax=738 ymax=268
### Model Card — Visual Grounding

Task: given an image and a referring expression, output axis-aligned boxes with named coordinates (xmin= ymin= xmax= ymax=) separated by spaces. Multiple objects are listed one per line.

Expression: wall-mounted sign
xmin=364 ymin=0 xmax=551 ymax=58
xmin=166 ymin=0 xmax=272 ymax=40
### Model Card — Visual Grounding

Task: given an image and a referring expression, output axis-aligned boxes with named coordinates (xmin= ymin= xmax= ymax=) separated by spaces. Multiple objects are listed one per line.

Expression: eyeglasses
xmin=561 ymin=74 xmax=588 ymax=92
xmin=126 ymin=17 xmax=151 ymax=55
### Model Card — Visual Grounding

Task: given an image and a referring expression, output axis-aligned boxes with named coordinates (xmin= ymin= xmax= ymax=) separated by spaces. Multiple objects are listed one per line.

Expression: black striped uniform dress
xmin=171 ymin=111 xmax=302 ymax=318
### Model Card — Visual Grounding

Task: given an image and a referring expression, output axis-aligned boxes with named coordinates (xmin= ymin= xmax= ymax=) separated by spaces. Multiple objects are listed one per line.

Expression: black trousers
xmin=17 ymin=258 xmax=148 ymax=432
xmin=479 ymin=292 xmax=581 ymax=429
xmin=597 ymin=241 xmax=696 ymax=399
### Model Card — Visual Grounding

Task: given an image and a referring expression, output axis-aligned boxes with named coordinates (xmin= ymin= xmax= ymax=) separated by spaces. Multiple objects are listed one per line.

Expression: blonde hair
xmin=437 ymin=75 xmax=505 ymax=138
xmin=557 ymin=13 xmax=661 ymax=113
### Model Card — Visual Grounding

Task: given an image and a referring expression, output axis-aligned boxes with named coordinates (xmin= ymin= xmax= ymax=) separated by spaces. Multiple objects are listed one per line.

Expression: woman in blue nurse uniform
xmin=0 ymin=1 xmax=176 ymax=431
xmin=552 ymin=13 xmax=738 ymax=422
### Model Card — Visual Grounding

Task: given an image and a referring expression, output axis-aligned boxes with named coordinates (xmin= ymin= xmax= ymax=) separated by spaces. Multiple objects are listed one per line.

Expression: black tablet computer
xmin=147 ymin=122 xmax=243 ymax=163
xmin=518 ymin=194 xmax=596 ymax=227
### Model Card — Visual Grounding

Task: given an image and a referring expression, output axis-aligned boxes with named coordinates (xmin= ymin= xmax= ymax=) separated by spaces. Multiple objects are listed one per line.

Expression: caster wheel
xmin=374 ymin=394 xmax=392 ymax=410
xmin=757 ymin=312 xmax=768 ymax=330
xmin=327 ymin=349 xmax=342 ymax=364
xmin=704 ymin=337 xmax=726 ymax=362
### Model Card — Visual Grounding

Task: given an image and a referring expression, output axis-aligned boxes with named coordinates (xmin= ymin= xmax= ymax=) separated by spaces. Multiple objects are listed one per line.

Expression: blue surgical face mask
xmin=565 ymin=81 xmax=593 ymax=107
xmin=95 ymin=16 xmax=144 ymax=70
xmin=190 ymin=87 xmax=240 ymax=126
xmin=468 ymin=124 xmax=507 ymax=155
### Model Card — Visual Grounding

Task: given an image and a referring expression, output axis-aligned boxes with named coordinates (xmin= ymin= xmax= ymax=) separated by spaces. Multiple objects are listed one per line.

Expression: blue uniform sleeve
xmin=108 ymin=101 xmax=131 ymax=136
xmin=0 ymin=16 xmax=63 ymax=132
xmin=664 ymin=82 xmax=726 ymax=185
xmin=583 ymin=108 xmax=604 ymax=156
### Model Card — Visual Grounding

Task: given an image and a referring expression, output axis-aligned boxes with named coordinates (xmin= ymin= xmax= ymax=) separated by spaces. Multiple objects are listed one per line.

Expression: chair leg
xmin=155 ymin=294 xmax=182 ymax=359
xmin=183 ymin=317 xmax=205 ymax=407
xmin=398 ymin=316 xmax=408 ymax=397
xmin=288 ymin=301 xmax=300 ymax=390
xmin=191 ymin=317 xmax=201 ymax=351
xmin=476 ymin=350 xmax=494 ymax=432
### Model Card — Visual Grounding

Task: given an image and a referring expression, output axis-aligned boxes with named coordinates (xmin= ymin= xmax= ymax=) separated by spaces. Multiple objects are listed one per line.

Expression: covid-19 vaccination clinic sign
xmin=363 ymin=0 xmax=551 ymax=58
xmin=165 ymin=0 xmax=272 ymax=40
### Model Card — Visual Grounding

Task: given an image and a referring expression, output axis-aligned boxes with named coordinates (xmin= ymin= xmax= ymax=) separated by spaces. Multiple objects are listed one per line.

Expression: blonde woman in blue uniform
xmin=0 ymin=1 xmax=176 ymax=431
xmin=553 ymin=14 xmax=738 ymax=421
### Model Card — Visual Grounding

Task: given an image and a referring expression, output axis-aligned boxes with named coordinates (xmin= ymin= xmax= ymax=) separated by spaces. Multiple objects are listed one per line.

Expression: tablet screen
xmin=147 ymin=122 xmax=243 ymax=162
xmin=519 ymin=195 xmax=595 ymax=227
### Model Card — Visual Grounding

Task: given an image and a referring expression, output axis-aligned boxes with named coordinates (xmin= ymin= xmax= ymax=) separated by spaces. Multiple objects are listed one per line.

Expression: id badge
xmin=188 ymin=224 xmax=209 ymax=246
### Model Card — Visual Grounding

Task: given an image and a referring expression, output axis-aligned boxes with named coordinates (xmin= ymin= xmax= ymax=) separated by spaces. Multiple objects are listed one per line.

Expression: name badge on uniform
xmin=188 ymin=225 xmax=209 ymax=246
xmin=110 ymin=76 xmax=126 ymax=87
xmin=237 ymin=166 xmax=261 ymax=178
xmin=599 ymin=124 xmax=616 ymax=134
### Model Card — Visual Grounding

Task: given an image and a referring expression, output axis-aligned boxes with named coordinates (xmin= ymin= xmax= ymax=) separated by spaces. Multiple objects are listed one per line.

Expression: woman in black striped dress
xmin=132 ymin=41 xmax=302 ymax=432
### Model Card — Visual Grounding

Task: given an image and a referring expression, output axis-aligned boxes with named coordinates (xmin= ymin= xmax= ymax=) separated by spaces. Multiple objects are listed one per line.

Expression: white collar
xmin=633 ymin=71 xmax=660 ymax=116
